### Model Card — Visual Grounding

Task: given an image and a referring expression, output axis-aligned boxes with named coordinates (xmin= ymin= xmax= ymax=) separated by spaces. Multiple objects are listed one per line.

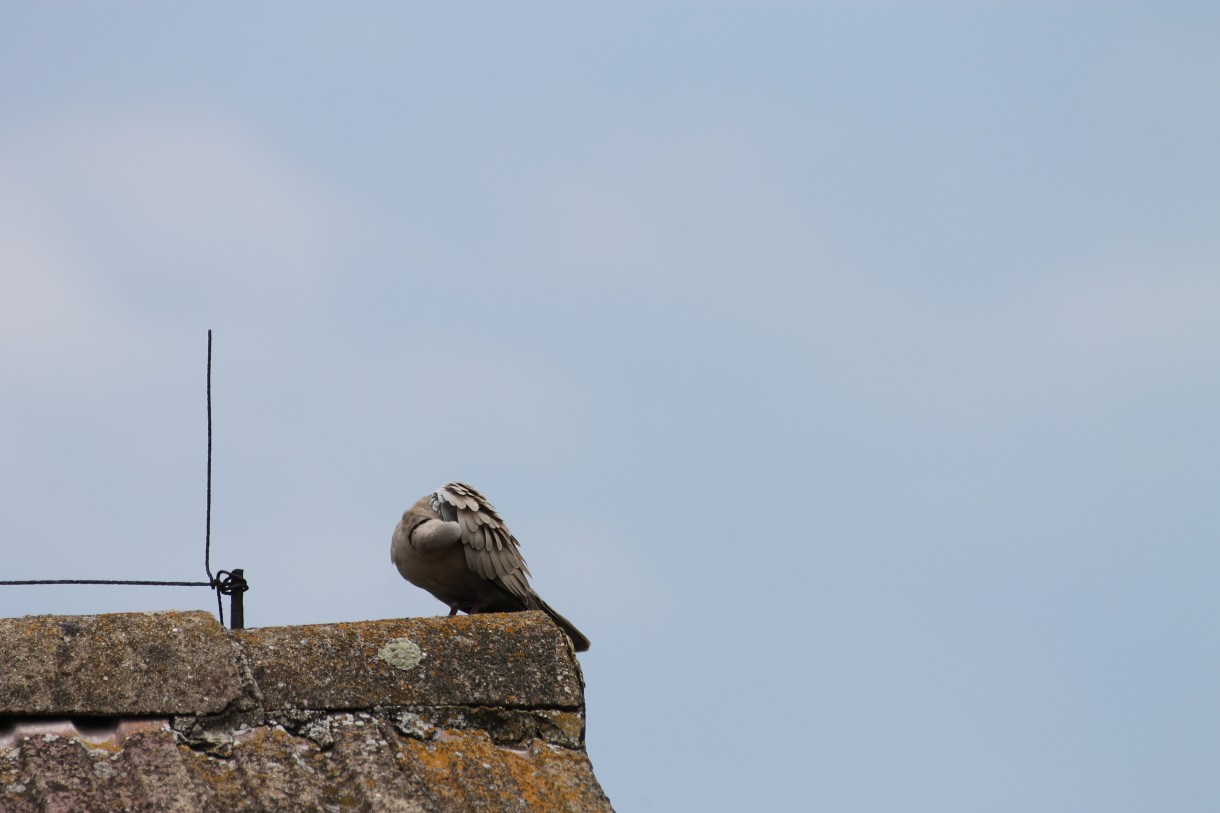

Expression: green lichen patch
xmin=377 ymin=637 xmax=424 ymax=672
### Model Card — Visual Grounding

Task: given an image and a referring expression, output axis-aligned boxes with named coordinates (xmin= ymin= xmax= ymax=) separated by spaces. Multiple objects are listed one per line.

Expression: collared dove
xmin=391 ymin=481 xmax=591 ymax=652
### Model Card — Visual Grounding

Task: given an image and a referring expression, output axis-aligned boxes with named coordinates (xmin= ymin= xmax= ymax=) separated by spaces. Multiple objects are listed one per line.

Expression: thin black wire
xmin=205 ymin=328 xmax=215 ymax=584
xmin=0 ymin=579 xmax=211 ymax=587
xmin=0 ymin=331 xmax=227 ymax=622
xmin=204 ymin=329 xmax=224 ymax=626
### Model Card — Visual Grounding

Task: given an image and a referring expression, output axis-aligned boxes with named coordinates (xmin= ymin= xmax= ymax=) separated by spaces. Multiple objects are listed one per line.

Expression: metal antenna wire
xmin=205 ymin=329 xmax=215 ymax=583
xmin=1 ymin=330 xmax=247 ymax=629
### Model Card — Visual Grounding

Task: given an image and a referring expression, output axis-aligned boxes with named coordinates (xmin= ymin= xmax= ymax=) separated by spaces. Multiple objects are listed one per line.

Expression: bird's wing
xmin=432 ymin=482 xmax=533 ymax=600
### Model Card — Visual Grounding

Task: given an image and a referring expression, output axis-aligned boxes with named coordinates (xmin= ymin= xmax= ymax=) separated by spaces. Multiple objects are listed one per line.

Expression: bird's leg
xmin=448 ymin=605 xmax=459 ymax=617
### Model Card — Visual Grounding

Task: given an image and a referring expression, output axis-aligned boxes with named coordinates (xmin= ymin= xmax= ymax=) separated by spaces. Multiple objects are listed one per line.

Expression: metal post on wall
xmin=214 ymin=569 xmax=248 ymax=630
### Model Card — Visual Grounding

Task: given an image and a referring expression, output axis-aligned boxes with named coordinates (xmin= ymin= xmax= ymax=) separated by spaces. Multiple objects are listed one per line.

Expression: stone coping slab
xmin=0 ymin=610 xmax=583 ymax=717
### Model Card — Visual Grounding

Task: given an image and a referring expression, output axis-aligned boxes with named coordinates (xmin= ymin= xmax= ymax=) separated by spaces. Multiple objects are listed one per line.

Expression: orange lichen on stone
xmin=0 ymin=610 xmax=612 ymax=812
xmin=392 ymin=729 xmax=612 ymax=813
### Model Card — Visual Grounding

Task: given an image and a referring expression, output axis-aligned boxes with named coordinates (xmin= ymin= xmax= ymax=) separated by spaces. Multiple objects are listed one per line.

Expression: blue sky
xmin=2 ymin=3 xmax=1218 ymax=811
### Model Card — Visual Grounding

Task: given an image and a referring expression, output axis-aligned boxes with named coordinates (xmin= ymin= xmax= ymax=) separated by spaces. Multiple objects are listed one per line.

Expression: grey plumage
xmin=391 ymin=481 xmax=590 ymax=652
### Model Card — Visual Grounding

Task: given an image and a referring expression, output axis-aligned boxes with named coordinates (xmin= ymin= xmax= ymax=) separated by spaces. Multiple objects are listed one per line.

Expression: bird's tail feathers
xmin=529 ymin=595 xmax=591 ymax=653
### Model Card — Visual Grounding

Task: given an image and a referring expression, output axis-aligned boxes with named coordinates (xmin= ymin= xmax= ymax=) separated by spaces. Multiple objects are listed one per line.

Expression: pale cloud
xmin=0 ymin=183 xmax=138 ymax=387
xmin=0 ymin=110 xmax=361 ymax=385
xmin=0 ymin=110 xmax=355 ymax=310
xmin=1009 ymin=253 xmax=1220 ymax=386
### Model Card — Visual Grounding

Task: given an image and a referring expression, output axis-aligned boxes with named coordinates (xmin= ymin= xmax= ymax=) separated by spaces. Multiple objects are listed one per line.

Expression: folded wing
xmin=432 ymin=481 xmax=533 ymax=602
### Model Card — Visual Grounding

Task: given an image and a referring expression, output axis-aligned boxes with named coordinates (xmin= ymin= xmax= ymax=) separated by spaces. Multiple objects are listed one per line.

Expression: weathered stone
xmin=0 ymin=609 xmax=612 ymax=811
xmin=0 ymin=611 xmax=243 ymax=716
xmin=236 ymin=612 xmax=584 ymax=711
xmin=425 ymin=706 xmax=586 ymax=748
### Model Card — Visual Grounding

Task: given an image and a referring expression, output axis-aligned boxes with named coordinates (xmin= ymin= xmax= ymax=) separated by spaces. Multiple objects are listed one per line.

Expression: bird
xmin=391 ymin=481 xmax=591 ymax=652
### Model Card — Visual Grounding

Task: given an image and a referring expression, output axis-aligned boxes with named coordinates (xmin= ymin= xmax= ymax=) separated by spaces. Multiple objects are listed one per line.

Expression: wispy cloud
xmin=0 ymin=110 xmax=360 ymax=384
